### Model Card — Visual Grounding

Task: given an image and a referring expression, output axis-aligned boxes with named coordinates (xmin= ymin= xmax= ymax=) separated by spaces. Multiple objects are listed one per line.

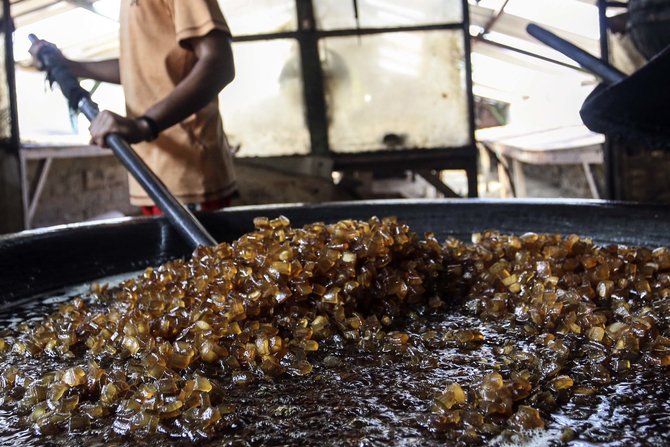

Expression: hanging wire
xmin=353 ymin=0 xmax=361 ymax=43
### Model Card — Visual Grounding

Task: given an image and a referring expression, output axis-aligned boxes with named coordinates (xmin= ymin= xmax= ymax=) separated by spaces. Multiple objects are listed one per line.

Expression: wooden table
xmin=476 ymin=125 xmax=605 ymax=198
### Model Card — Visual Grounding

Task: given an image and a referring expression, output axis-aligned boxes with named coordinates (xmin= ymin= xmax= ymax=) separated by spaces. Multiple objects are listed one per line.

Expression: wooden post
xmin=0 ymin=0 xmax=24 ymax=233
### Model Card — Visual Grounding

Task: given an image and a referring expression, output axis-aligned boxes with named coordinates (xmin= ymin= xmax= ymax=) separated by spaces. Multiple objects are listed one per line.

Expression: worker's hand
xmin=89 ymin=110 xmax=153 ymax=148
xmin=28 ymin=39 xmax=64 ymax=71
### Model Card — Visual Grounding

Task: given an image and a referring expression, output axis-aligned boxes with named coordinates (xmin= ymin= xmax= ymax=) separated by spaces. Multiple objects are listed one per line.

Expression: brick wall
xmin=523 ymin=164 xmax=605 ymax=199
xmin=28 ymin=156 xmax=137 ymax=228
xmin=27 ymin=158 xmax=357 ymax=229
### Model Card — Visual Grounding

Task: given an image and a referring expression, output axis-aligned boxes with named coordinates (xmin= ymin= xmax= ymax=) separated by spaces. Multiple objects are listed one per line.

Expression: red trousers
xmin=140 ymin=197 xmax=232 ymax=216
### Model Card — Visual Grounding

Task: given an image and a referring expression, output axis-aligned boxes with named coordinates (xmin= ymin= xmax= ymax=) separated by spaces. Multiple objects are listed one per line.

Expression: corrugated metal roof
xmin=10 ymin=0 xmax=605 ymax=64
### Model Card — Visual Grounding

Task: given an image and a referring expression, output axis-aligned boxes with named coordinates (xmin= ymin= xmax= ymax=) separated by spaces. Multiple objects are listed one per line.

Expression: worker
xmin=30 ymin=0 xmax=237 ymax=215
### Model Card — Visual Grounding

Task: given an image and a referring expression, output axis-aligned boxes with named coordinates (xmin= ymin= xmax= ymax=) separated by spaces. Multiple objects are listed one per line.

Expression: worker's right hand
xmin=28 ymin=39 xmax=64 ymax=70
xmin=89 ymin=110 xmax=155 ymax=148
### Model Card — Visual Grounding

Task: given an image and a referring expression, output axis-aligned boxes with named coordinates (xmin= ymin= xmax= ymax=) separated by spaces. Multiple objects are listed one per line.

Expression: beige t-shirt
xmin=119 ymin=0 xmax=236 ymax=206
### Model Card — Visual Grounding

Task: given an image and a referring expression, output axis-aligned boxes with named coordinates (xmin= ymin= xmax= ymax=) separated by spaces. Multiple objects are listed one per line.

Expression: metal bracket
xmin=415 ymin=170 xmax=461 ymax=198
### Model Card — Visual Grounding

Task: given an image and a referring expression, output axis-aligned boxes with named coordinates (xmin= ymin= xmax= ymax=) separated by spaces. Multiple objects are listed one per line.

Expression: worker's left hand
xmin=28 ymin=39 xmax=63 ymax=71
xmin=89 ymin=110 xmax=153 ymax=148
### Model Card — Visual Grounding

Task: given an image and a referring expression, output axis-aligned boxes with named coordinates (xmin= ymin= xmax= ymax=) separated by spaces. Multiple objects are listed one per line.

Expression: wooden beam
xmin=1 ymin=0 xmax=25 ymax=233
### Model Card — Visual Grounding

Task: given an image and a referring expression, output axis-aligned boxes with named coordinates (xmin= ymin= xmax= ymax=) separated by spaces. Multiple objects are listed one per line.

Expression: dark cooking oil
xmin=1 ymin=295 xmax=669 ymax=446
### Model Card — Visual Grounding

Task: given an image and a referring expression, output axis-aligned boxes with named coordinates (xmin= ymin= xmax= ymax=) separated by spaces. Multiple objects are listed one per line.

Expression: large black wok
xmin=1 ymin=199 xmax=669 ymax=304
xmin=2 ymin=199 xmax=670 ymax=446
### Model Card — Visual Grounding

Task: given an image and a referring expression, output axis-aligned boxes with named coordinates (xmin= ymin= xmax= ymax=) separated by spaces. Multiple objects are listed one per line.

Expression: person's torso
xmin=118 ymin=0 xmax=235 ymax=205
xmin=120 ymin=0 xmax=210 ymax=118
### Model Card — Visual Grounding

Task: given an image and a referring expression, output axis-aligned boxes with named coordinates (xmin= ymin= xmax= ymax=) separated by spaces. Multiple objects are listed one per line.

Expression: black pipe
xmin=597 ymin=0 xmax=610 ymax=64
xmin=295 ymin=0 xmax=329 ymax=156
xmin=462 ymin=0 xmax=478 ymax=198
xmin=526 ymin=24 xmax=626 ymax=84
xmin=29 ymin=34 xmax=217 ymax=249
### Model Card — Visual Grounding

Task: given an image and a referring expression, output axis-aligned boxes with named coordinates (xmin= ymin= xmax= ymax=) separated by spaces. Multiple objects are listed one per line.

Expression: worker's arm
xmin=29 ymin=40 xmax=121 ymax=84
xmin=89 ymin=30 xmax=235 ymax=147
xmin=66 ymin=59 xmax=121 ymax=85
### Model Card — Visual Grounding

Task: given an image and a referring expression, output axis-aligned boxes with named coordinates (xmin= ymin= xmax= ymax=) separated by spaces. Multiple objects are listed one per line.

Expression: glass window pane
xmin=220 ymin=40 xmax=310 ymax=157
xmin=13 ymin=7 xmax=119 ymax=62
xmin=323 ymin=30 xmax=470 ymax=153
xmin=16 ymin=70 xmax=123 ymax=145
xmin=220 ymin=0 xmax=297 ymax=35
xmin=314 ymin=0 xmax=463 ymax=30
xmin=12 ymin=5 xmax=123 ymax=144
